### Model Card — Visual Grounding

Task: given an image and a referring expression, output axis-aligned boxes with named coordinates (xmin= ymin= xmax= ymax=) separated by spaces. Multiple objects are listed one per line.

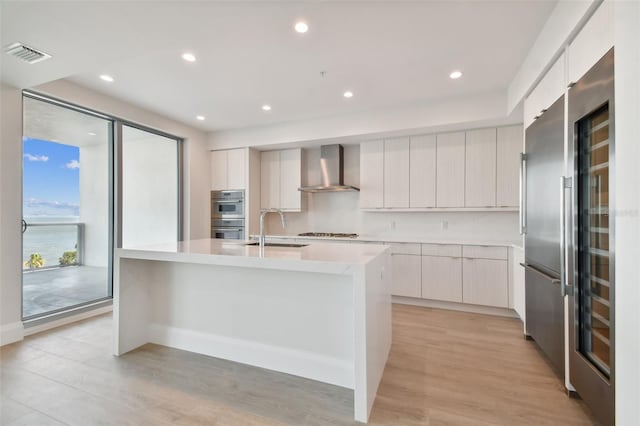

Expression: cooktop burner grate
xmin=298 ymin=232 xmax=359 ymax=238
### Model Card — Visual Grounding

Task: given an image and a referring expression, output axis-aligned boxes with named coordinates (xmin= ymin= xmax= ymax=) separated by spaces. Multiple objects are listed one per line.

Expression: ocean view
xmin=23 ymin=216 xmax=80 ymax=269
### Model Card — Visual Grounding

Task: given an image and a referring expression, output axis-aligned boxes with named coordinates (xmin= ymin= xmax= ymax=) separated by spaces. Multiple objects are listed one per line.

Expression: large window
xmin=22 ymin=93 xmax=183 ymax=321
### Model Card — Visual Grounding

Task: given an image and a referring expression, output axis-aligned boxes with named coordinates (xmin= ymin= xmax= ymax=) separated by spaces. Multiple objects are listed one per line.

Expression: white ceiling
xmin=1 ymin=1 xmax=557 ymax=133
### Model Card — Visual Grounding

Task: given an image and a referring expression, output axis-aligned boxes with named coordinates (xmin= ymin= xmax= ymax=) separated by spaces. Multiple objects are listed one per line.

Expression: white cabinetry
xmin=465 ymin=128 xmax=497 ymax=207
xmin=420 ymin=244 xmax=463 ymax=302
xmin=260 ymin=149 xmax=301 ymax=211
xmin=524 ymin=53 xmax=565 ymax=128
xmin=409 ymin=134 xmax=436 ymax=208
xmin=461 ymin=246 xmax=509 ymax=308
xmin=279 ymin=148 xmax=302 ymax=210
xmin=383 ymin=137 xmax=410 ymax=208
xmin=389 ymin=243 xmax=421 ymax=298
xmin=496 ymin=126 xmax=522 ymax=207
xmin=422 ymin=255 xmax=463 ymax=303
xmin=510 ymin=246 xmax=525 ymax=321
xmin=567 ymin=1 xmax=613 ymax=85
xmin=359 ymin=140 xmax=384 ymax=209
xmin=360 ymin=128 xmax=518 ymax=211
xmin=436 ymin=132 xmax=465 ymax=207
xmin=210 ymin=149 xmax=246 ymax=190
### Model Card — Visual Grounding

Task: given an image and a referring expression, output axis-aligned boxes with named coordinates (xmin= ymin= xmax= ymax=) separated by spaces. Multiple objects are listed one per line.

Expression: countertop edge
xmin=251 ymin=234 xmax=524 ymax=249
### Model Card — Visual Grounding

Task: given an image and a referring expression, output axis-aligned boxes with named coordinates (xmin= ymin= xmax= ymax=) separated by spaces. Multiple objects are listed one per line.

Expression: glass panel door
xmin=22 ymin=96 xmax=113 ymax=319
xmin=577 ymin=104 xmax=611 ymax=376
xmin=121 ymin=125 xmax=180 ymax=248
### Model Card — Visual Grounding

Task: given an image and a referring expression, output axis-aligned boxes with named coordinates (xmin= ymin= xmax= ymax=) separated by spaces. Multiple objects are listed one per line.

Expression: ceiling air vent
xmin=4 ymin=42 xmax=51 ymax=64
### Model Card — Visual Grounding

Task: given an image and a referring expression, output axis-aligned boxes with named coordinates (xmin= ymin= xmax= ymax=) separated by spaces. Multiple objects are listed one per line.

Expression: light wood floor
xmin=0 ymin=304 xmax=598 ymax=425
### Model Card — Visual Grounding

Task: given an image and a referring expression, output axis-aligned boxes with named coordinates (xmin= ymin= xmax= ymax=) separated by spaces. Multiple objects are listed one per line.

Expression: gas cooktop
xmin=298 ymin=232 xmax=359 ymax=239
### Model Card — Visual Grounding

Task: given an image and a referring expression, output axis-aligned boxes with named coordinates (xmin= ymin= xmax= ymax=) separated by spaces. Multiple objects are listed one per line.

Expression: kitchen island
xmin=114 ymin=239 xmax=391 ymax=423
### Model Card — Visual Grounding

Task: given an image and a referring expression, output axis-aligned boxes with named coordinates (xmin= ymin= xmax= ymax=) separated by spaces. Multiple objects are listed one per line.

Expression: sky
xmin=23 ymin=137 xmax=80 ymax=217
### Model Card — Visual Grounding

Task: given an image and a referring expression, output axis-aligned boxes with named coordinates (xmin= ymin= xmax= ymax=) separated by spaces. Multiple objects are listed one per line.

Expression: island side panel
xmin=353 ymin=250 xmax=392 ymax=423
xmin=145 ymin=261 xmax=356 ymax=388
xmin=114 ymin=257 xmax=153 ymax=355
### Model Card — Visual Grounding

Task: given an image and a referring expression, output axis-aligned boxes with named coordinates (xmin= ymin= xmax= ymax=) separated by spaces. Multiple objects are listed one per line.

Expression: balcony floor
xmin=22 ymin=266 xmax=109 ymax=318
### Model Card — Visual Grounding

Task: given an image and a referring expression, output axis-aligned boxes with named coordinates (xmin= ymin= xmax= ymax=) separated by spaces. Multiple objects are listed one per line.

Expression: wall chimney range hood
xmin=298 ymin=144 xmax=360 ymax=193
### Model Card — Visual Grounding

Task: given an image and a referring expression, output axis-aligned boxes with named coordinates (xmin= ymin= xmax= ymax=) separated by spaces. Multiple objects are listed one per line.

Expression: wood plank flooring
xmin=0 ymin=304 xmax=598 ymax=425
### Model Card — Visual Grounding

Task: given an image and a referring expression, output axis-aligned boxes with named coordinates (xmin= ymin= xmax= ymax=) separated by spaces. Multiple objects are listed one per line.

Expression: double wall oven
xmin=211 ymin=190 xmax=245 ymax=239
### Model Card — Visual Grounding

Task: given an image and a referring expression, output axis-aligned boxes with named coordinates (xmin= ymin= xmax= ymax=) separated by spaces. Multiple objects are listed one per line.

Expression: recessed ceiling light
xmin=88 ymin=132 xmax=97 ymax=136
xmin=294 ymin=21 xmax=309 ymax=33
xmin=343 ymin=91 xmax=354 ymax=98
xmin=196 ymin=115 xmax=205 ymax=121
xmin=99 ymin=74 xmax=114 ymax=82
xmin=449 ymin=70 xmax=463 ymax=79
xmin=182 ymin=53 xmax=196 ymax=62
xmin=262 ymin=104 xmax=272 ymax=111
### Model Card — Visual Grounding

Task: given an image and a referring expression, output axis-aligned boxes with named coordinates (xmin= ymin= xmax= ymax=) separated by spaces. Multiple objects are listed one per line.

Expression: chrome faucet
xmin=259 ymin=209 xmax=286 ymax=247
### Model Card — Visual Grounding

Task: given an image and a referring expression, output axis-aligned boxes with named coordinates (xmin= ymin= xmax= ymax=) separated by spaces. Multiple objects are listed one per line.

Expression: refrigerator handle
xmin=519 ymin=153 xmax=527 ymax=235
xmin=560 ymin=176 xmax=574 ymax=297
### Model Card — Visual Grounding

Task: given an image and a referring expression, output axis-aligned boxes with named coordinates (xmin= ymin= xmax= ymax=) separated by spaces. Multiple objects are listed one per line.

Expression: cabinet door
xmin=391 ymin=254 xmax=421 ymax=298
xmin=465 ymin=128 xmax=497 ymax=207
xmin=496 ymin=126 xmax=522 ymax=207
xmin=210 ymin=150 xmax=228 ymax=190
xmin=462 ymin=258 xmax=508 ymax=308
xmin=227 ymin=149 xmax=246 ymax=190
xmin=260 ymin=151 xmax=280 ymax=209
xmin=567 ymin=1 xmax=612 ymax=85
xmin=436 ymin=132 xmax=465 ymax=207
xmin=360 ymin=140 xmax=384 ymax=208
xmin=409 ymin=134 xmax=436 ymax=208
xmin=383 ymin=137 xmax=410 ymax=208
xmin=524 ymin=53 xmax=565 ymax=128
xmin=280 ymin=148 xmax=301 ymax=211
xmin=421 ymin=256 xmax=462 ymax=303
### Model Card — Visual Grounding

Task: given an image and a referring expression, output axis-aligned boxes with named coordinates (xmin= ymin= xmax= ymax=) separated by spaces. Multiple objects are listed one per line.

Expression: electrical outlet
xmin=391 ymin=221 xmax=396 ymax=230
xmin=441 ymin=220 xmax=448 ymax=229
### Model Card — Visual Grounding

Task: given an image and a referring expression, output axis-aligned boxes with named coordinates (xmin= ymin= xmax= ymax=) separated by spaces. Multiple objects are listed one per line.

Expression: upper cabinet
xmin=359 ymin=127 xmax=521 ymax=211
xmin=210 ymin=148 xmax=246 ymax=190
xmin=567 ymin=1 xmax=613 ymax=85
xmin=260 ymin=148 xmax=302 ymax=211
xmin=524 ymin=53 xmax=565 ymax=129
xmin=465 ymin=128 xmax=497 ymax=207
xmin=409 ymin=134 xmax=436 ymax=208
xmin=496 ymin=126 xmax=522 ymax=207
xmin=360 ymin=140 xmax=384 ymax=209
xmin=436 ymin=132 xmax=465 ymax=208
xmin=383 ymin=137 xmax=410 ymax=208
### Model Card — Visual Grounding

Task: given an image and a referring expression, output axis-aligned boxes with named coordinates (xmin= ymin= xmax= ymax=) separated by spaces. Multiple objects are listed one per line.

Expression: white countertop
xmin=116 ymin=238 xmax=390 ymax=274
xmin=253 ymin=234 xmax=523 ymax=249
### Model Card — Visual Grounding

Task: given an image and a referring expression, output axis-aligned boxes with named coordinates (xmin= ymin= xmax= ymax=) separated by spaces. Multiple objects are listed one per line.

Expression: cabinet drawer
xmin=421 ymin=244 xmax=461 ymax=257
xmin=388 ymin=243 xmax=421 ymax=256
xmin=462 ymin=245 xmax=508 ymax=260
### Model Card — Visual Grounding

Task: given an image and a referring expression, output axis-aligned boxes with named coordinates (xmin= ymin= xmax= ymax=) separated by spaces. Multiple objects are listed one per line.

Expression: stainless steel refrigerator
xmin=523 ymin=48 xmax=615 ymax=426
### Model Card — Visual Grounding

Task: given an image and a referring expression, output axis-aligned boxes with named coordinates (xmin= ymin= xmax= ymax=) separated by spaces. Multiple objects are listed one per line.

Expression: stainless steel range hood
xmin=298 ymin=144 xmax=360 ymax=192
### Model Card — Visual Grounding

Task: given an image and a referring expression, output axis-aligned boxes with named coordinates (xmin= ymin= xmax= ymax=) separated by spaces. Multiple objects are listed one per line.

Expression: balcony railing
xmin=22 ymin=222 xmax=84 ymax=271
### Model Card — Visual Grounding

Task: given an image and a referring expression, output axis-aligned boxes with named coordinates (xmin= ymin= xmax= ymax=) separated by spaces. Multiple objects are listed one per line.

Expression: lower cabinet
xmin=391 ymin=254 xmax=421 ymax=298
xmin=421 ymin=256 xmax=462 ymax=302
xmin=462 ymin=258 xmax=509 ymax=308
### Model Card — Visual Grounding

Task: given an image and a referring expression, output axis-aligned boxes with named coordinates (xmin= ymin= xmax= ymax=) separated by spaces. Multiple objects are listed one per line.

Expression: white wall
xmin=265 ymin=144 xmax=520 ymax=243
xmin=79 ymin=141 xmax=109 ymax=267
xmin=0 ymin=83 xmax=24 ymax=344
xmin=613 ymin=1 xmax=640 ymax=423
